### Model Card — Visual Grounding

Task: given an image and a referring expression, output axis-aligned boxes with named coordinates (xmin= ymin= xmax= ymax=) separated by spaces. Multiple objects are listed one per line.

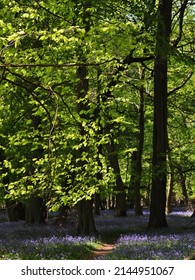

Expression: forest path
xmin=89 ymin=243 xmax=116 ymax=260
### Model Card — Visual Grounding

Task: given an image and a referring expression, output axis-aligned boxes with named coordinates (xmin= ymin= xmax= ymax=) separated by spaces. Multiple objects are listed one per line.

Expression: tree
xmin=148 ymin=0 xmax=172 ymax=228
xmin=0 ymin=0 xmax=194 ymax=233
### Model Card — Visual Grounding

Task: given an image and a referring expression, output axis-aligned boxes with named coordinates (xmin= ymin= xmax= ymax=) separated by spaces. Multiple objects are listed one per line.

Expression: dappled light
xmin=0 ymin=0 xmax=194 ymax=261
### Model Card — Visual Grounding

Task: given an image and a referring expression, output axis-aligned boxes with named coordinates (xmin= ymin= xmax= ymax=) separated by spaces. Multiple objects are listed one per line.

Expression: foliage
xmin=0 ymin=0 xmax=194 ymax=217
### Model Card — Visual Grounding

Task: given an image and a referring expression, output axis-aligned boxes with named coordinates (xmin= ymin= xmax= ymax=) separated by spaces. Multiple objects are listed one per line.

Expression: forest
xmin=0 ymin=0 xmax=195 ymax=260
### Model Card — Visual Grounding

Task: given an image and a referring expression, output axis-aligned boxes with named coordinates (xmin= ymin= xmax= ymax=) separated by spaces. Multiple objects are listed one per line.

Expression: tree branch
xmin=34 ymin=0 xmax=70 ymax=22
xmin=4 ymin=68 xmax=79 ymax=125
xmin=168 ymin=71 xmax=193 ymax=96
xmin=3 ymin=76 xmax=53 ymax=126
xmin=0 ymin=67 xmax=6 ymax=83
xmin=172 ymin=0 xmax=189 ymax=48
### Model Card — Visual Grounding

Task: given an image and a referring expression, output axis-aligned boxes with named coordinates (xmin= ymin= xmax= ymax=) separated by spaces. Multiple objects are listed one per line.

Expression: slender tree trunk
xmin=76 ymin=62 xmax=97 ymax=234
xmin=179 ymin=171 xmax=188 ymax=207
xmin=133 ymin=73 xmax=145 ymax=215
xmin=106 ymin=136 xmax=127 ymax=216
xmin=25 ymin=114 xmax=46 ymax=224
xmin=166 ymin=145 xmax=174 ymax=214
xmin=166 ymin=167 xmax=174 ymax=214
xmin=148 ymin=0 xmax=172 ymax=228
xmin=130 ymin=151 xmax=143 ymax=215
xmin=94 ymin=145 xmax=103 ymax=216
xmin=100 ymin=64 xmax=127 ymax=215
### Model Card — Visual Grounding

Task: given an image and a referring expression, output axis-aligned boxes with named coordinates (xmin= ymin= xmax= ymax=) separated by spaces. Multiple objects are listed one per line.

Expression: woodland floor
xmin=0 ymin=208 xmax=194 ymax=260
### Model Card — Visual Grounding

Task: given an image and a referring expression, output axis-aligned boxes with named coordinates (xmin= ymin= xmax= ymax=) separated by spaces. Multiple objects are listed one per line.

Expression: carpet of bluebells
xmin=0 ymin=210 xmax=97 ymax=259
xmin=0 ymin=208 xmax=194 ymax=260
xmin=96 ymin=209 xmax=195 ymax=260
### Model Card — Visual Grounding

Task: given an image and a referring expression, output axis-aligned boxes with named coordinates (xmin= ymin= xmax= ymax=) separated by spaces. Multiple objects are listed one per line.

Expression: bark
xmin=26 ymin=197 xmax=46 ymax=224
xmin=25 ymin=114 xmax=46 ymax=224
xmin=106 ymin=136 xmax=127 ymax=216
xmin=166 ymin=168 xmax=174 ymax=214
xmin=174 ymin=163 xmax=189 ymax=207
xmin=94 ymin=193 xmax=101 ymax=216
xmin=133 ymin=76 xmax=145 ymax=216
xmin=94 ymin=145 xmax=103 ymax=216
xmin=5 ymin=200 xmax=19 ymax=222
xmin=93 ymin=141 xmax=102 ymax=216
xmin=77 ymin=200 xmax=97 ymax=235
xmin=148 ymin=0 xmax=172 ymax=228
xmin=166 ymin=145 xmax=175 ymax=214
xmin=130 ymin=151 xmax=143 ymax=215
xmin=76 ymin=62 xmax=97 ymax=234
xmin=179 ymin=171 xmax=188 ymax=207
xmin=5 ymin=201 xmax=26 ymax=222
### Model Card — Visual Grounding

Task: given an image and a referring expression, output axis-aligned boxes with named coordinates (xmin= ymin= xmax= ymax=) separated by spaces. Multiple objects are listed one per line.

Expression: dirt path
xmin=90 ymin=243 xmax=116 ymax=260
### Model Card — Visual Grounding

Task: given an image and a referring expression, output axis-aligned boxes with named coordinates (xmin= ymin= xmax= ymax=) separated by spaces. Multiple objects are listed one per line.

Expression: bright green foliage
xmin=0 ymin=0 xmax=194 ymax=213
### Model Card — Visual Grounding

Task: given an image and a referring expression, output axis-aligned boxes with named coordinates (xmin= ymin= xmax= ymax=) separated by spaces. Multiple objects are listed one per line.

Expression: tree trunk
xmin=179 ymin=171 xmax=188 ymax=207
xmin=106 ymin=136 xmax=127 ymax=216
xmin=5 ymin=200 xmax=19 ymax=222
xmin=94 ymin=193 xmax=101 ymax=216
xmin=166 ymin=145 xmax=175 ymax=214
xmin=166 ymin=168 xmax=174 ymax=214
xmin=76 ymin=62 xmax=97 ymax=234
xmin=94 ymin=146 xmax=103 ymax=216
xmin=25 ymin=114 xmax=46 ymax=224
xmin=26 ymin=196 xmax=46 ymax=224
xmin=148 ymin=0 xmax=172 ymax=228
xmin=77 ymin=200 xmax=97 ymax=235
xmin=130 ymin=151 xmax=143 ymax=215
xmin=133 ymin=76 xmax=145 ymax=215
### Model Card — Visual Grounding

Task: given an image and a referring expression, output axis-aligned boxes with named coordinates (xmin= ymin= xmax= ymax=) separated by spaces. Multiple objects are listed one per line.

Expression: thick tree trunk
xmin=5 ymin=200 xmax=26 ymax=222
xmin=148 ymin=0 xmax=172 ymax=228
xmin=26 ymin=197 xmax=46 ymax=224
xmin=77 ymin=200 xmax=97 ymax=235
